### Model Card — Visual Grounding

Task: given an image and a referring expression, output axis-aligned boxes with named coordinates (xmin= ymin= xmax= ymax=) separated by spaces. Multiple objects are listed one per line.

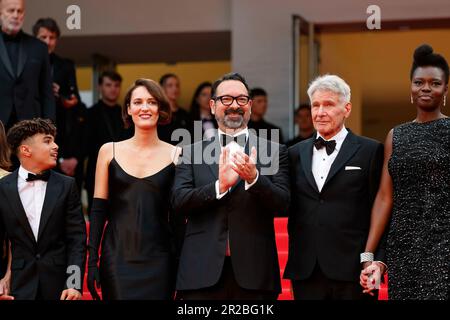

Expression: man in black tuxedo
xmin=0 ymin=118 xmax=86 ymax=300
xmin=284 ymin=74 xmax=385 ymax=300
xmin=0 ymin=0 xmax=55 ymax=130
xmin=33 ymin=18 xmax=87 ymax=191
xmin=172 ymin=73 xmax=290 ymax=300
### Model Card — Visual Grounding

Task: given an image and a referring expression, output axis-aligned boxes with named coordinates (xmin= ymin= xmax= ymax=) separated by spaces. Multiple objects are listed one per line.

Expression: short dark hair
xmin=32 ymin=17 xmax=61 ymax=38
xmin=211 ymin=72 xmax=250 ymax=99
xmin=7 ymin=119 xmax=57 ymax=156
xmin=98 ymin=70 xmax=123 ymax=85
xmin=249 ymin=87 xmax=267 ymax=99
xmin=295 ymin=104 xmax=311 ymax=115
xmin=122 ymin=78 xmax=171 ymax=128
xmin=0 ymin=120 xmax=11 ymax=170
xmin=159 ymin=73 xmax=178 ymax=87
xmin=410 ymin=44 xmax=449 ymax=84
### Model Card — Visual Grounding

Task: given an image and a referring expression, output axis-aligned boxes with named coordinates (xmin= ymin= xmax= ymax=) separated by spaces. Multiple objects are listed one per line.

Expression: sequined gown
xmin=387 ymin=118 xmax=450 ymax=300
xmin=99 ymin=155 xmax=176 ymax=300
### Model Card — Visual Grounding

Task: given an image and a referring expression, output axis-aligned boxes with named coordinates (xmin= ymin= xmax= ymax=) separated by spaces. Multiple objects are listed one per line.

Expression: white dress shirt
xmin=17 ymin=166 xmax=48 ymax=241
xmin=214 ymin=128 xmax=259 ymax=199
xmin=312 ymin=126 xmax=348 ymax=192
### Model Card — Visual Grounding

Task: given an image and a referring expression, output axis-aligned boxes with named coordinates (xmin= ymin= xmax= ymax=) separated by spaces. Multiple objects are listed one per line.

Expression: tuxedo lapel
xmin=300 ymin=139 xmax=320 ymax=193
xmin=4 ymin=171 xmax=36 ymax=244
xmin=37 ymin=171 xmax=63 ymax=241
xmin=16 ymin=36 xmax=27 ymax=78
xmin=323 ymin=131 xmax=361 ymax=188
xmin=0 ymin=35 xmax=14 ymax=79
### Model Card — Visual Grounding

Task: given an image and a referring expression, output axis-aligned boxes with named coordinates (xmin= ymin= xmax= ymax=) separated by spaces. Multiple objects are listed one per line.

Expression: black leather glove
xmin=87 ymin=198 xmax=108 ymax=300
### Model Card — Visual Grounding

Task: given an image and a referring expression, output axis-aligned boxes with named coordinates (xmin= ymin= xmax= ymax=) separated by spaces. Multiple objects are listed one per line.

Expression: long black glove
xmin=87 ymin=198 xmax=108 ymax=300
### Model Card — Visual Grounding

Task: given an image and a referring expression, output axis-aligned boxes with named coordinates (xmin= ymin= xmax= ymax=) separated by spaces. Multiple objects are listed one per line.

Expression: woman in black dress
xmin=361 ymin=44 xmax=449 ymax=300
xmin=87 ymin=78 xmax=181 ymax=300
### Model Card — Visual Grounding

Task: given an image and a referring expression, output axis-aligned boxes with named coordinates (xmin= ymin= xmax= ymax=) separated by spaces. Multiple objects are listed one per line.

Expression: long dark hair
xmin=190 ymin=81 xmax=212 ymax=121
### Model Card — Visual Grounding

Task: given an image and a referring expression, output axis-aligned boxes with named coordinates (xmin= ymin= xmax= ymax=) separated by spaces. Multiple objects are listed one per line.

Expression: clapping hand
xmin=231 ymin=147 xmax=257 ymax=184
xmin=218 ymin=147 xmax=240 ymax=193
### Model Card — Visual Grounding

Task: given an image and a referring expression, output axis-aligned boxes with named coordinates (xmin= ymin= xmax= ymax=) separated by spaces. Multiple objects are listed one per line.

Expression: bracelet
xmin=360 ymin=252 xmax=374 ymax=263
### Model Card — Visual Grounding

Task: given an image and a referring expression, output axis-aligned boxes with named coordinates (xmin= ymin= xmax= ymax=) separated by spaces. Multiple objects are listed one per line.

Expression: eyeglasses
xmin=214 ymin=95 xmax=250 ymax=106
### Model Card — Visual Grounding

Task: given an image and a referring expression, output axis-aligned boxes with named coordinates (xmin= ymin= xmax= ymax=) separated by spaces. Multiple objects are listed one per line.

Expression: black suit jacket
xmin=172 ymin=133 xmax=290 ymax=292
xmin=0 ymin=31 xmax=55 ymax=125
xmin=51 ymin=54 xmax=87 ymax=189
xmin=0 ymin=170 xmax=86 ymax=300
xmin=284 ymin=131 xmax=384 ymax=282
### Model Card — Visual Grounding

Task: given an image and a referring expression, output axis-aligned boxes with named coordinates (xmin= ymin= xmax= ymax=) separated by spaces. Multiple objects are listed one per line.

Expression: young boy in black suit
xmin=0 ymin=118 xmax=86 ymax=300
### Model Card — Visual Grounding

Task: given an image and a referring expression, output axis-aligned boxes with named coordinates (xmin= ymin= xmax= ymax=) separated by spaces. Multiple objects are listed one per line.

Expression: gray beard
xmin=223 ymin=115 xmax=244 ymax=129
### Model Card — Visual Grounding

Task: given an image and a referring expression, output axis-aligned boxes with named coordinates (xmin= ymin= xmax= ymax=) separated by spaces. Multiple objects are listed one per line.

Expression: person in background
xmin=287 ymin=104 xmax=315 ymax=147
xmin=190 ymin=81 xmax=216 ymax=141
xmin=158 ymin=73 xmax=193 ymax=145
xmin=32 ymin=17 xmax=87 ymax=191
xmin=0 ymin=0 xmax=54 ymax=131
xmin=248 ymin=87 xmax=284 ymax=144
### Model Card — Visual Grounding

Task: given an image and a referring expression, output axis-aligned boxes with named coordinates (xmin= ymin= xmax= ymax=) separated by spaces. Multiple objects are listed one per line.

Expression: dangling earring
xmin=444 ymin=96 xmax=447 ymax=107
xmin=411 ymin=96 xmax=414 ymax=104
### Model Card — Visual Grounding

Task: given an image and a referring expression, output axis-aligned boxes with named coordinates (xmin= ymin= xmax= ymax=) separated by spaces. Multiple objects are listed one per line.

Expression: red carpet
xmin=82 ymin=219 xmax=388 ymax=300
xmin=274 ymin=217 xmax=388 ymax=300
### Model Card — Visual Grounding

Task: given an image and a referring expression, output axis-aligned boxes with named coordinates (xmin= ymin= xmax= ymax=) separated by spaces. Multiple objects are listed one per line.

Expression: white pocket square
xmin=345 ymin=166 xmax=361 ymax=170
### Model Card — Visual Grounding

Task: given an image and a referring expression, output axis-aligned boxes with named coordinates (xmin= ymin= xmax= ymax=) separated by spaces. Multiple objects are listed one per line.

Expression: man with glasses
xmin=172 ymin=72 xmax=290 ymax=300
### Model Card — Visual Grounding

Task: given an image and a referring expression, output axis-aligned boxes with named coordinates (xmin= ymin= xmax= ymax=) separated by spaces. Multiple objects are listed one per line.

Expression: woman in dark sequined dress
xmin=361 ymin=44 xmax=449 ymax=300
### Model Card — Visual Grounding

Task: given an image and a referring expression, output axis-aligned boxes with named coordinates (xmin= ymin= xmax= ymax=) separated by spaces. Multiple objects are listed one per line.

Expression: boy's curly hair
xmin=7 ymin=118 xmax=57 ymax=155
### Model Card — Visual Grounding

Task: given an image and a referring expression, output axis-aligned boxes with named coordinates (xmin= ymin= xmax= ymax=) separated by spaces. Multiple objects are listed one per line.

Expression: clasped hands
xmin=219 ymin=145 xmax=257 ymax=193
xmin=360 ymin=261 xmax=386 ymax=296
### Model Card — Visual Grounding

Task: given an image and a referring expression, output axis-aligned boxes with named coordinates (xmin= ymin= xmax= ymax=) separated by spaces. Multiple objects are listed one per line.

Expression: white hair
xmin=307 ymin=74 xmax=351 ymax=104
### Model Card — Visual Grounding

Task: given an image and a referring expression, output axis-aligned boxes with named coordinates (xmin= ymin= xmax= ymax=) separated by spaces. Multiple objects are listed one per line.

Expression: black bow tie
xmin=220 ymin=133 xmax=247 ymax=148
xmin=314 ymin=137 xmax=336 ymax=155
xmin=26 ymin=171 xmax=50 ymax=182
